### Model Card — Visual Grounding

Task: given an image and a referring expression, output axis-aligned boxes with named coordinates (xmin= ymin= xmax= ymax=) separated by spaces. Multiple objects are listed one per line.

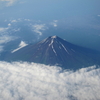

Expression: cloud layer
xmin=0 ymin=61 xmax=100 ymax=100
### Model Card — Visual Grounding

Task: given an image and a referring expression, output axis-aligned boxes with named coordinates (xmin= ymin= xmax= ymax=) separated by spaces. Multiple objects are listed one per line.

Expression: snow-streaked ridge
xmin=59 ymin=42 xmax=70 ymax=54
xmin=52 ymin=45 xmax=57 ymax=56
xmin=49 ymin=39 xmax=54 ymax=46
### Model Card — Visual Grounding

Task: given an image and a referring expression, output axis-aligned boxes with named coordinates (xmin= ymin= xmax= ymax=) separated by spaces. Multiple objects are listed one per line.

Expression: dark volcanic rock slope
xmin=4 ymin=36 xmax=100 ymax=69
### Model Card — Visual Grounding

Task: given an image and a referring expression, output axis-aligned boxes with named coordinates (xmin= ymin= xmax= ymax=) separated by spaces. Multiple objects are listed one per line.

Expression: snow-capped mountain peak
xmin=51 ymin=35 xmax=57 ymax=39
xmin=4 ymin=36 xmax=100 ymax=70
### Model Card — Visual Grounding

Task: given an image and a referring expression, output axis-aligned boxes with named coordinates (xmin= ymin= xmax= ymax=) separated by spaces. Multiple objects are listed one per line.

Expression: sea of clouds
xmin=0 ymin=61 xmax=100 ymax=100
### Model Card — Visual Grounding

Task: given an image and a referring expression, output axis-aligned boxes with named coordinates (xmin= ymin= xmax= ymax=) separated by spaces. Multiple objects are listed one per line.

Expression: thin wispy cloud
xmin=8 ymin=23 xmax=11 ymax=27
xmin=0 ymin=35 xmax=13 ymax=44
xmin=0 ymin=20 xmax=21 ymax=34
xmin=0 ymin=35 xmax=14 ymax=52
xmin=0 ymin=46 xmax=3 ymax=52
xmin=24 ymin=19 xmax=31 ymax=22
xmin=0 ymin=27 xmax=9 ymax=33
xmin=0 ymin=61 xmax=100 ymax=100
xmin=50 ymin=20 xmax=58 ymax=27
xmin=32 ymin=24 xmax=47 ymax=36
xmin=0 ymin=24 xmax=11 ymax=35
xmin=0 ymin=24 xmax=19 ymax=52
xmin=0 ymin=0 xmax=17 ymax=6
xmin=11 ymin=19 xmax=18 ymax=23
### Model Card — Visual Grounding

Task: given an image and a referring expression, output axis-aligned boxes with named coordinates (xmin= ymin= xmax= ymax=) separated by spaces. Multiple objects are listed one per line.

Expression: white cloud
xmin=0 ymin=25 xmax=19 ymax=52
xmin=50 ymin=20 xmax=58 ymax=27
xmin=98 ymin=15 xmax=100 ymax=17
xmin=12 ymin=41 xmax=28 ymax=53
xmin=0 ymin=25 xmax=11 ymax=35
xmin=11 ymin=19 xmax=18 ymax=23
xmin=54 ymin=20 xmax=58 ymax=23
xmin=0 ymin=35 xmax=14 ymax=45
xmin=0 ymin=23 xmax=20 ymax=35
xmin=24 ymin=19 xmax=31 ymax=21
xmin=8 ymin=23 xmax=11 ymax=27
xmin=0 ymin=27 xmax=9 ymax=32
xmin=0 ymin=35 xmax=15 ymax=52
xmin=11 ymin=18 xmax=31 ymax=23
xmin=19 ymin=1 xmax=26 ymax=4
xmin=0 ymin=0 xmax=17 ymax=6
xmin=53 ymin=23 xmax=57 ymax=27
xmin=32 ymin=24 xmax=47 ymax=36
xmin=12 ymin=28 xmax=20 ymax=32
xmin=0 ymin=61 xmax=100 ymax=100
xmin=0 ymin=46 xmax=3 ymax=52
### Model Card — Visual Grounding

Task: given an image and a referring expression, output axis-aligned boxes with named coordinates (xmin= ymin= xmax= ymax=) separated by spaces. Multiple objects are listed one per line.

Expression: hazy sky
xmin=0 ymin=0 xmax=100 ymax=51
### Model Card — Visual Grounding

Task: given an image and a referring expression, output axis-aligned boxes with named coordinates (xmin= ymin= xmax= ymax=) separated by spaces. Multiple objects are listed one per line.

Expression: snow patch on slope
xmin=12 ymin=41 xmax=28 ymax=53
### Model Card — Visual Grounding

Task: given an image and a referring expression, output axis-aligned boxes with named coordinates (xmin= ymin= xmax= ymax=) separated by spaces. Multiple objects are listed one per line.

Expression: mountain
xmin=3 ymin=36 xmax=100 ymax=70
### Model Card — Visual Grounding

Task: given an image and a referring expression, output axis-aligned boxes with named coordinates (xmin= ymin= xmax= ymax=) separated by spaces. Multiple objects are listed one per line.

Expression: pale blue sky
xmin=0 ymin=0 xmax=100 ymax=51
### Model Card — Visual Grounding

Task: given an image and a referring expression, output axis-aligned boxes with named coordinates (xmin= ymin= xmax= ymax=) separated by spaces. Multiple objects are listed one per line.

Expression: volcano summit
xmin=4 ymin=36 xmax=100 ymax=70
